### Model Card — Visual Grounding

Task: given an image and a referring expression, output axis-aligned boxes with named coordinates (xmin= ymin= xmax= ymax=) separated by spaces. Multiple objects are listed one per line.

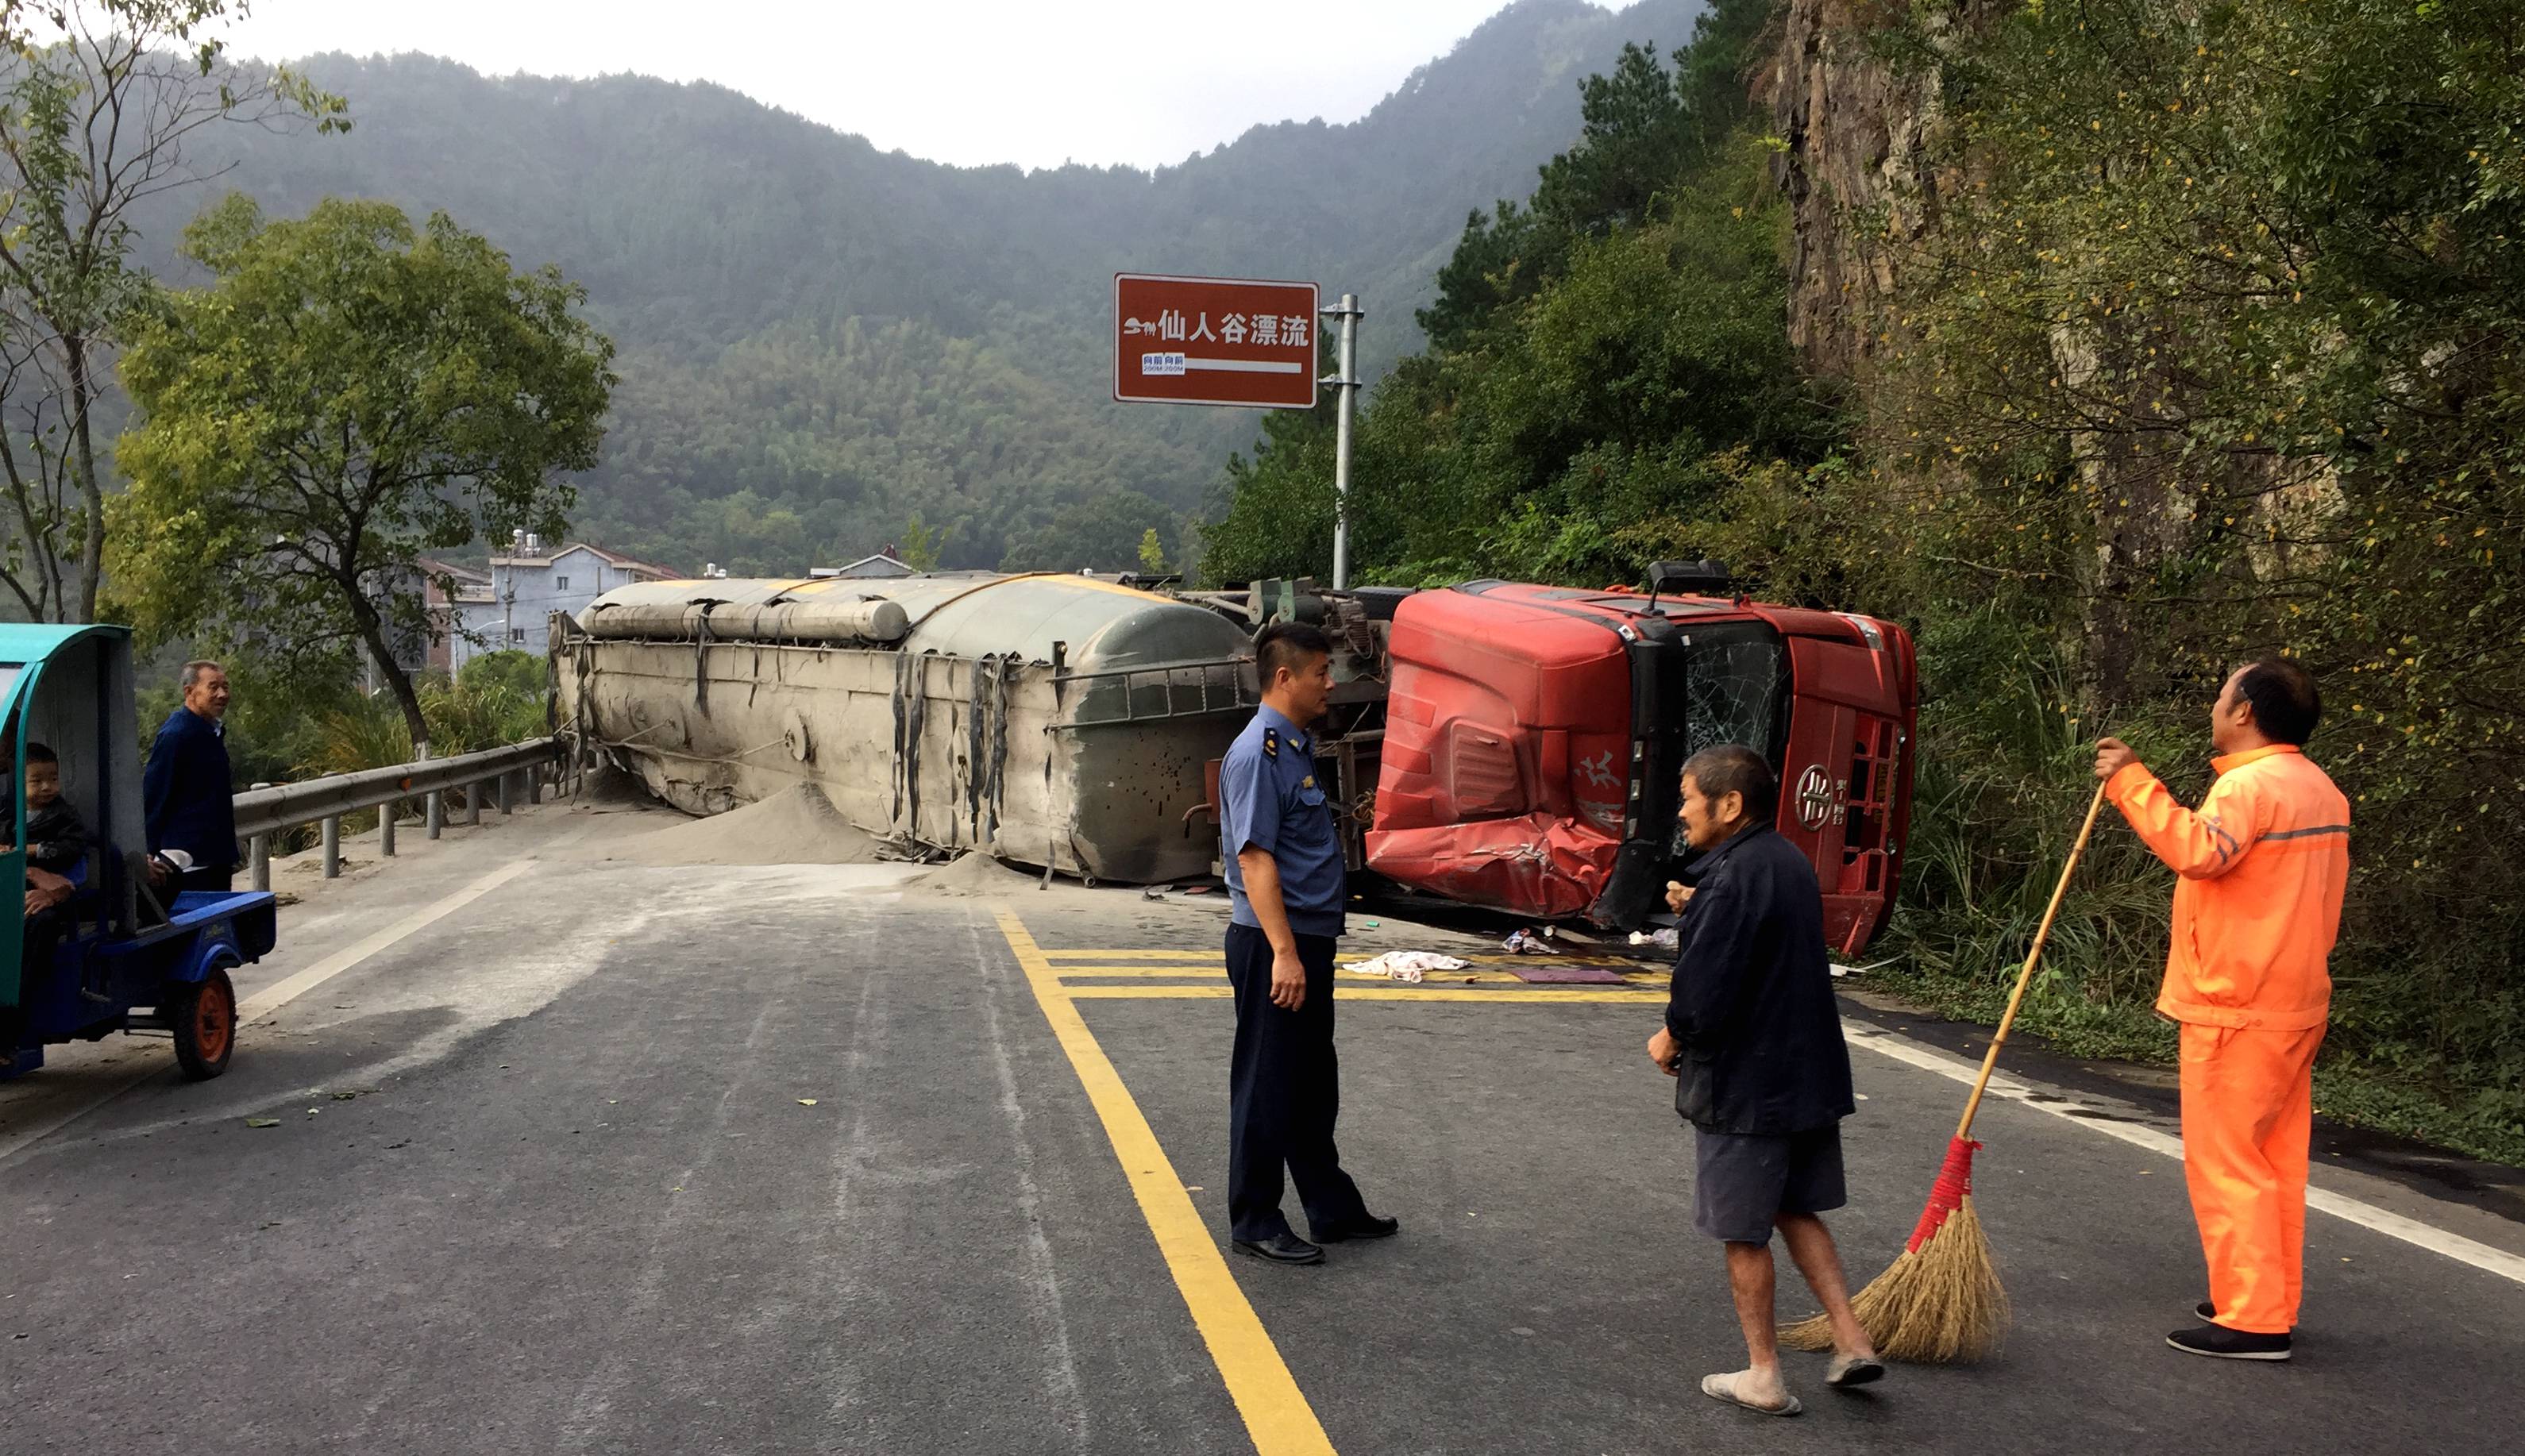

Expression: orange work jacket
xmin=2105 ymin=745 xmax=2350 ymax=1031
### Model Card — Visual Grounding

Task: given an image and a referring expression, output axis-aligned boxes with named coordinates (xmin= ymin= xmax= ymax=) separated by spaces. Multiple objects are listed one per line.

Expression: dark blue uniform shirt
xmin=143 ymin=706 xmax=237 ymax=871
xmin=1220 ymin=704 xmax=1346 ymax=938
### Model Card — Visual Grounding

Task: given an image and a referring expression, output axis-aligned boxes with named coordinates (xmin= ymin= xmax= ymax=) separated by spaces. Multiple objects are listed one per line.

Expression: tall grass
xmin=291 ymin=653 xmax=552 ymax=829
xmin=1875 ymin=635 xmax=2525 ymax=1162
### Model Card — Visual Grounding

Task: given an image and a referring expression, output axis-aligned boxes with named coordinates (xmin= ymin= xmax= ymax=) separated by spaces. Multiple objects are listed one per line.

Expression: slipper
xmin=1826 ymin=1354 xmax=1886 ymax=1389
xmin=1701 ymin=1372 xmax=1802 ymax=1416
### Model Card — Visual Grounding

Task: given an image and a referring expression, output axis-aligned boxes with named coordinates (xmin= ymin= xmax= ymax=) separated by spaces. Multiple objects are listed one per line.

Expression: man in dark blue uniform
xmin=1648 ymin=743 xmax=1879 ymax=1416
xmin=142 ymin=660 xmax=239 ymax=896
xmin=1218 ymin=622 xmax=1391 ymax=1265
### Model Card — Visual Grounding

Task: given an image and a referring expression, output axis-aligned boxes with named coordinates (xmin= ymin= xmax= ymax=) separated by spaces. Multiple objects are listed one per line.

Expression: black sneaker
xmin=2195 ymin=1300 xmax=2294 ymax=1331
xmin=2167 ymin=1323 xmax=2291 ymax=1361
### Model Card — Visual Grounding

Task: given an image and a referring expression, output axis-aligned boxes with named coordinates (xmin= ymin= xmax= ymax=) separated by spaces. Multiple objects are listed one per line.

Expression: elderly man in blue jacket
xmin=143 ymin=660 xmax=238 ymax=895
xmin=1648 ymin=743 xmax=1880 ymax=1416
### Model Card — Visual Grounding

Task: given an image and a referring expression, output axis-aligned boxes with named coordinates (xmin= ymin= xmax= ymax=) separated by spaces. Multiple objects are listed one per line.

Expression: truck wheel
xmin=169 ymin=969 xmax=237 ymax=1080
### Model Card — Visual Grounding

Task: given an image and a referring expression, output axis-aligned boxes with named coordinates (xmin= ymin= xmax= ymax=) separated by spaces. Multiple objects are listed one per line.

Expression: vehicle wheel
xmin=169 ymin=968 xmax=237 ymax=1080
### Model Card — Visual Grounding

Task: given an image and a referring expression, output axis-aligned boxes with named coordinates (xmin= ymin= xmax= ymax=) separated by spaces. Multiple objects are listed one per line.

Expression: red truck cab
xmin=1365 ymin=581 xmax=1917 ymax=953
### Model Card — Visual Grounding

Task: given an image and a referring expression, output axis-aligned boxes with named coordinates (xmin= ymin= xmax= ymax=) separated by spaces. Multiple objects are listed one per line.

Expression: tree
xmin=997 ymin=490 xmax=1178 ymax=573
xmin=109 ymin=195 xmax=614 ymax=754
xmin=0 ymin=2 xmax=346 ymax=620
xmin=896 ymin=512 xmax=943 ymax=572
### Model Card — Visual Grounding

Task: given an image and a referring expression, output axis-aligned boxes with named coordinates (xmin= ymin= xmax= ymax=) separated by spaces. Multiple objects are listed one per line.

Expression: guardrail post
xmin=467 ymin=780 xmax=483 ymax=826
xmin=249 ymin=834 xmax=271 ymax=892
xmin=380 ymin=800 xmax=397 ymax=857
xmin=527 ymin=765 xmax=542 ymax=805
xmin=498 ymin=771 xmax=514 ymax=815
xmin=422 ymin=741 xmax=442 ymax=839
xmin=322 ymin=815 xmax=341 ymax=879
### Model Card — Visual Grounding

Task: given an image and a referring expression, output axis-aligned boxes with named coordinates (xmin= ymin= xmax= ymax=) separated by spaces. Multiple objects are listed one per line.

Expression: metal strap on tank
xmin=899 ymin=571 xmax=1067 ymax=630
xmin=954 ymin=653 xmax=1014 ymax=850
xmin=965 ymin=657 xmax=989 ymax=842
xmin=889 ymin=650 xmax=927 ymax=840
xmin=692 ymin=607 xmax=714 ymax=715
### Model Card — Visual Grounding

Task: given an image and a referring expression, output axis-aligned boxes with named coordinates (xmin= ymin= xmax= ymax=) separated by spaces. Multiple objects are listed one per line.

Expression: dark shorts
xmin=1692 ymin=1123 xmax=1848 ymax=1243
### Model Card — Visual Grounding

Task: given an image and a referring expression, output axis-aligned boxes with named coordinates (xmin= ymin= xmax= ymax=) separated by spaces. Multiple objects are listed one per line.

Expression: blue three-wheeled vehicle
xmin=0 ymin=625 xmax=276 ymax=1081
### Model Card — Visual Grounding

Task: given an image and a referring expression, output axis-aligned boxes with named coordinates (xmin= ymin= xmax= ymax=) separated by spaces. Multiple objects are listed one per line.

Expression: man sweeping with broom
xmin=2096 ymin=657 xmax=2348 ymax=1362
xmin=1648 ymin=744 xmax=1883 ymax=1416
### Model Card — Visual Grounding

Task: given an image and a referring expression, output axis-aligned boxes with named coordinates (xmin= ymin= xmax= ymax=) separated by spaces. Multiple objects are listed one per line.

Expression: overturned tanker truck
xmin=551 ymin=563 xmax=1918 ymax=952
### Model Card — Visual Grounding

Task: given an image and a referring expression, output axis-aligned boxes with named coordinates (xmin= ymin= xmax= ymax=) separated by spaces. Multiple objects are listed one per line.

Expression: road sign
xmin=1113 ymin=273 xmax=1320 ymax=409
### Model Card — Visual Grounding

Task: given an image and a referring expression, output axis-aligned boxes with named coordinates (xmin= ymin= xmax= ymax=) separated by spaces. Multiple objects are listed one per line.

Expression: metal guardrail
xmin=233 ymin=737 xmax=561 ymax=890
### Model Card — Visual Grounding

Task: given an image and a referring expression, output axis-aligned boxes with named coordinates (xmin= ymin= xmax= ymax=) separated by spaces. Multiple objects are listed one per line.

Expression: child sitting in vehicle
xmin=12 ymin=744 xmax=94 ymax=876
xmin=9 ymin=745 xmax=94 ymax=996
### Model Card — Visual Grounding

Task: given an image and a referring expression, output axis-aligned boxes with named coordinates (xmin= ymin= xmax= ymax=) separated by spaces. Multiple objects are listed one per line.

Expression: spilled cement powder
xmin=588 ymin=784 xmax=883 ymax=866
xmin=896 ymin=853 xmax=1047 ymax=897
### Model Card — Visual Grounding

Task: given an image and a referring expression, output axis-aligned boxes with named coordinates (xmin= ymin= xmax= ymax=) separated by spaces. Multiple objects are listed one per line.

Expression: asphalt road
xmin=4 ymin=810 xmax=2521 ymax=1454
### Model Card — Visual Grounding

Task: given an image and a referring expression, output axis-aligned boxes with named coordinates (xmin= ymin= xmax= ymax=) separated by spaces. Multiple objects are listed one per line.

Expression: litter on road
xmin=1341 ymin=951 xmax=1470 ymax=983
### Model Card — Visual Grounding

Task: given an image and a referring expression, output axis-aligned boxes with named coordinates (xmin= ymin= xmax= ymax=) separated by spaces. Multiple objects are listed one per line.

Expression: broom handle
xmin=1953 ymin=780 xmax=2112 ymax=1139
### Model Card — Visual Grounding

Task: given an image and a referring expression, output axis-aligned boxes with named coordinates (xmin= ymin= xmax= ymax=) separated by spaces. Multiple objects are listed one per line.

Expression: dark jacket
xmin=143 ymin=707 xmax=237 ymax=870
xmin=1665 ymin=822 xmax=1855 ymax=1134
xmin=24 ymin=798 xmax=92 ymax=873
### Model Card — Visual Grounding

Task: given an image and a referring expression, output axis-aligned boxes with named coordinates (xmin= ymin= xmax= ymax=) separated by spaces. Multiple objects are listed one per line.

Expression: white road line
xmin=0 ymin=854 xmax=547 ymax=1168
xmin=237 ymin=858 xmax=538 ymax=1023
xmin=1841 ymin=1019 xmax=2525 ymax=1286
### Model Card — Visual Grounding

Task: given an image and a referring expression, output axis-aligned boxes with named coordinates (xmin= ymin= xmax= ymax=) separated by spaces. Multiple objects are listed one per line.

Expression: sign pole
xmin=1324 ymin=292 xmax=1363 ymax=590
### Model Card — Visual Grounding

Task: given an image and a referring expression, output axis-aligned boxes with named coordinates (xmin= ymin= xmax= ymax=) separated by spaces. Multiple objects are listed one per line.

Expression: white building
xmin=450 ymin=535 xmax=682 ymax=668
xmin=808 ymin=550 xmax=916 ymax=580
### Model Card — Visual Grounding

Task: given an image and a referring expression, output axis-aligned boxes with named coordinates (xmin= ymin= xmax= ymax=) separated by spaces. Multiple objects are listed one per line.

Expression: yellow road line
xmin=993 ymin=910 xmax=1336 ymax=1456
xmin=1039 ymin=947 xmax=1649 ymax=969
xmin=1056 ymin=965 xmax=1663 ymax=987
xmin=1039 ymin=948 xmax=1221 ymax=960
xmin=1062 ymin=985 xmax=1668 ymax=1004
xmin=1052 ymin=965 xmax=1230 ymax=976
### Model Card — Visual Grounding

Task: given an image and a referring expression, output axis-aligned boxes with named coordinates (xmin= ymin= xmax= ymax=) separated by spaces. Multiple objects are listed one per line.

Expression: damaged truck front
xmin=553 ymin=566 xmax=1916 ymax=952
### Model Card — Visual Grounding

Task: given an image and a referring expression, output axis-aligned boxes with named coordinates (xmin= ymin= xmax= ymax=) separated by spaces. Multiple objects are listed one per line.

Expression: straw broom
xmin=1781 ymin=781 xmax=2111 ymax=1363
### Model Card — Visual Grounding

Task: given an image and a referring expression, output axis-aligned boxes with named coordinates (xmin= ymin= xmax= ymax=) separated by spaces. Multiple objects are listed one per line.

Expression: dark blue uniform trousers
xmin=1226 ymin=923 xmax=1370 ymax=1242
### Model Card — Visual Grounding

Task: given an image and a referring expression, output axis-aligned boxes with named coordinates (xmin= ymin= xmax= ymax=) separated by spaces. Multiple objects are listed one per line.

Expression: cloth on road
xmin=1505 ymin=963 xmax=1627 ymax=984
xmin=1663 ymin=822 xmax=1853 ymax=1135
xmin=1341 ymin=950 xmax=1467 ymax=983
xmin=2106 ymin=744 xmax=2349 ymax=1031
xmin=2182 ymin=1020 xmax=2325 ymax=1334
xmin=1693 ymin=1123 xmax=1847 ymax=1243
xmin=1224 ymin=923 xmax=1371 ymax=1244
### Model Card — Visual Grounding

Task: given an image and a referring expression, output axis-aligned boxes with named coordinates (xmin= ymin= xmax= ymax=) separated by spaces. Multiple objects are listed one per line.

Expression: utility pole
xmin=1320 ymin=292 xmax=1363 ymax=590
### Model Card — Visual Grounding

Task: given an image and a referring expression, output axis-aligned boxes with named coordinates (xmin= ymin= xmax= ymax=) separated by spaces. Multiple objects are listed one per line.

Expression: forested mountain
xmin=125 ymin=0 xmax=1706 ymax=573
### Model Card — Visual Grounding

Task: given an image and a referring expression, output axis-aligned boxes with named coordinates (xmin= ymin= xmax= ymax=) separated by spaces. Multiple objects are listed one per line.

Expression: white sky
xmin=217 ymin=1 xmax=1604 ymax=172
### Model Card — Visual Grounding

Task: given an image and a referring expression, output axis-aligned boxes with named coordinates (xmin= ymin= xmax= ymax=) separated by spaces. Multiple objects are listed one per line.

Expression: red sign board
xmin=1113 ymin=273 xmax=1319 ymax=409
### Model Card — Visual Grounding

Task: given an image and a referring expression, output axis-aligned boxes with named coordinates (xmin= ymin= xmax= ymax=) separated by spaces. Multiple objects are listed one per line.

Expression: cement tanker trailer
xmin=553 ymin=564 xmax=1919 ymax=952
xmin=554 ymin=572 xmax=1257 ymax=884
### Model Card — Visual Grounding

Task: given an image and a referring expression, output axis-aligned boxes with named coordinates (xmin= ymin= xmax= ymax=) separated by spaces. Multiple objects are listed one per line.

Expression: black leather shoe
xmin=1234 ymin=1233 xmax=1324 ymax=1265
xmin=1312 ymin=1214 xmax=1399 ymax=1243
xmin=2167 ymin=1323 xmax=2291 ymax=1361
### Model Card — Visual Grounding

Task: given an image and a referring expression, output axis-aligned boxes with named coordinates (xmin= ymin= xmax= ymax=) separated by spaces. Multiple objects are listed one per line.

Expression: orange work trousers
xmin=2178 ymin=1021 xmax=2326 ymax=1334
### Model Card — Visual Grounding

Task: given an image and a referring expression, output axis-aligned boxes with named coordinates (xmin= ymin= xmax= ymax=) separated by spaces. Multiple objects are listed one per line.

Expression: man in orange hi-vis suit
xmin=2095 ymin=657 xmax=2348 ymax=1362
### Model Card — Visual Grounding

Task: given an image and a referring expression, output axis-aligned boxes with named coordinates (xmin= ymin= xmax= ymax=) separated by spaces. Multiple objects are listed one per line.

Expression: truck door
xmin=1778 ymin=626 xmax=1911 ymax=955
